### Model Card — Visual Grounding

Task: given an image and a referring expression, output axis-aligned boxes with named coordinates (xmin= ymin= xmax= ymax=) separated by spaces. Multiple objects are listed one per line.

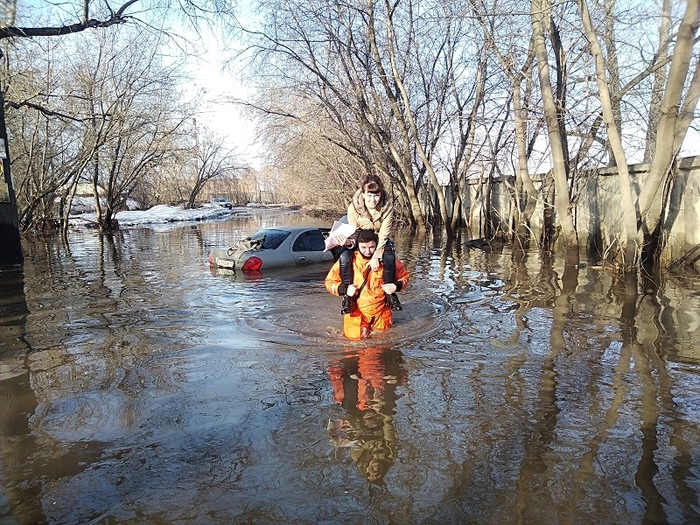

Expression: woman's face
xmin=363 ymin=190 xmax=381 ymax=210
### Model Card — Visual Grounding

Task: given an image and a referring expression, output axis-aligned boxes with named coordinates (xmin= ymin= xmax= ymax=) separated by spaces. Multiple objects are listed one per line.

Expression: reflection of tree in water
xmin=327 ymin=346 xmax=407 ymax=484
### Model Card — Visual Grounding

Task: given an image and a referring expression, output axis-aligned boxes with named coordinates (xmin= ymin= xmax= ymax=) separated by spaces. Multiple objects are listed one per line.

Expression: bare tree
xmin=637 ymin=0 xmax=700 ymax=265
xmin=531 ymin=0 xmax=578 ymax=259
xmin=245 ymin=0 xmax=427 ymax=226
xmin=239 ymin=0 xmax=698 ymax=270
xmin=6 ymin=26 xmax=193 ymax=233
xmin=249 ymin=89 xmax=362 ymax=212
xmin=7 ymin=37 xmax=105 ymax=231
xmin=245 ymin=0 xmax=498 ymax=237
xmin=0 ymin=0 xmax=239 ymax=263
xmin=570 ymin=0 xmax=700 ymax=267
xmin=75 ymin=29 xmax=191 ymax=231
xmin=577 ymin=0 xmax=639 ymax=267
xmin=474 ymin=0 xmax=539 ymax=246
xmin=185 ymin=124 xmax=246 ymax=209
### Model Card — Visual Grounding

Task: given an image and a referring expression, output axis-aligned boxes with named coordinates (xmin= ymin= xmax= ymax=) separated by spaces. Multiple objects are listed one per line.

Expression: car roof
xmin=258 ymin=226 xmax=327 ymax=232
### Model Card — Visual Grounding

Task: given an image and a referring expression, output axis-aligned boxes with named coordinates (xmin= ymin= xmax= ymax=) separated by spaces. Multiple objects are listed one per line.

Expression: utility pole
xmin=0 ymin=89 xmax=22 ymax=266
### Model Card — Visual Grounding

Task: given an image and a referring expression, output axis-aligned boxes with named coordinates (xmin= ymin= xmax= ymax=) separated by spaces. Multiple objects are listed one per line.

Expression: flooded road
xmin=1 ymin=209 xmax=700 ymax=524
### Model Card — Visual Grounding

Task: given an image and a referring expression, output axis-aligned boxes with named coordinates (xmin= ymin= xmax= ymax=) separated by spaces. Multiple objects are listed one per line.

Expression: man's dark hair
xmin=357 ymin=229 xmax=378 ymax=244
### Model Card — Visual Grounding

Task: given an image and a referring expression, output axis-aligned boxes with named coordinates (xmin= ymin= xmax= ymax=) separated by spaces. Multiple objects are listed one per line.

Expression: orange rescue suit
xmin=325 ymin=251 xmax=409 ymax=340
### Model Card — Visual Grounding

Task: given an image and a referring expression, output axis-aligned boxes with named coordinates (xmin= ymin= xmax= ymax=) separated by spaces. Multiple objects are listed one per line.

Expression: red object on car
xmin=242 ymin=256 xmax=263 ymax=272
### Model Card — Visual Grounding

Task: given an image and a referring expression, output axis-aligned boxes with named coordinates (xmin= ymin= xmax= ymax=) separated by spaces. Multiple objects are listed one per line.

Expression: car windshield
xmin=250 ymin=229 xmax=290 ymax=250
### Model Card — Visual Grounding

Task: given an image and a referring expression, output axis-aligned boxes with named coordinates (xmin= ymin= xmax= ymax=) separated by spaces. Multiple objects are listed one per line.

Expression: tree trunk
xmin=531 ymin=0 xmax=578 ymax=260
xmin=0 ymin=91 xmax=22 ymax=266
xmin=477 ymin=12 xmax=538 ymax=246
xmin=454 ymin=53 xmax=488 ymax=236
xmin=638 ymin=0 xmax=700 ymax=263
xmin=61 ymin=174 xmax=81 ymax=238
xmin=386 ymin=160 xmax=425 ymax=232
xmin=511 ymin=64 xmax=539 ymax=246
xmin=370 ymin=0 xmax=443 ymax=235
xmin=578 ymin=0 xmax=639 ymax=267
xmin=644 ymin=0 xmax=672 ymax=163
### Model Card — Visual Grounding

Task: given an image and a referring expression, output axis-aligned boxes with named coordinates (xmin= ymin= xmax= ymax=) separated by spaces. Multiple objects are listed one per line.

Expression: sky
xmin=185 ymin=50 xmax=263 ymax=168
xmin=166 ymin=0 xmax=700 ymax=173
xmin=681 ymin=130 xmax=700 ymax=158
xmin=180 ymin=2 xmax=264 ymax=169
xmin=16 ymin=0 xmax=700 ymax=172
xmin=185 ymin=46 xmax=700 ymax=172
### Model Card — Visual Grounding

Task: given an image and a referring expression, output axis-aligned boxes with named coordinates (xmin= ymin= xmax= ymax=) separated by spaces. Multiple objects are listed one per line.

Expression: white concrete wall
xmin=459 ymin=155 xmax=700 ymax=268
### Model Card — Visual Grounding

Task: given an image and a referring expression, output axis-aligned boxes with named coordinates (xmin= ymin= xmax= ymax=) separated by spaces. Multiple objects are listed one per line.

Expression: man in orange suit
xmin=325 ymin=230 xmax=409 ymax=339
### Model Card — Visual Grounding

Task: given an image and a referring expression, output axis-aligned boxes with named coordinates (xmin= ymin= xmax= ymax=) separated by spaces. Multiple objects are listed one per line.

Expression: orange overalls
xmin=325 ymin=251 xmax=409 ymax=340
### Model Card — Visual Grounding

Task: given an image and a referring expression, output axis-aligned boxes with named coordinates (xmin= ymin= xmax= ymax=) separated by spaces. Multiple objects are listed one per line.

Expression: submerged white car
xmin=208 ymin=226 xmax=338 ymax=272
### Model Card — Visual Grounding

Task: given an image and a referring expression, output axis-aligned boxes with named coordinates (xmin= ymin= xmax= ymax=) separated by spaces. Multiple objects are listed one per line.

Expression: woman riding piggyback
xmin=338 ymin=174 xmax=401 ymax=314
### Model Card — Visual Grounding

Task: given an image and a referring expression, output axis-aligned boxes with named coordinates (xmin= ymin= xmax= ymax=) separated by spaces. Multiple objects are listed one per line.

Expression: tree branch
xmin=0 ymin=0 xmax=141 ymax=39
xmin=7 ymin=99 xmax=86 ymax=122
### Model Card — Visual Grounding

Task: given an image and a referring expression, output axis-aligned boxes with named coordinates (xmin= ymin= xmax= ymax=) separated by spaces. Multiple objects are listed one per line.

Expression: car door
xmin=291 ymin=229 xmax=330 ymax=264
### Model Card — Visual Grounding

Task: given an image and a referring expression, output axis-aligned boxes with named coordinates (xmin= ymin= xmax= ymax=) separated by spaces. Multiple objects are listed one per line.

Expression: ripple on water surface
xmin=205 ymin=264 xmax=450 ymax=348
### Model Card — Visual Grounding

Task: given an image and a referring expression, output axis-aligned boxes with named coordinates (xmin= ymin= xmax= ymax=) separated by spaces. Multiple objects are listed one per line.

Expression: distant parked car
xmin=211 ymin=197 xmax=233 ymax=209
xmin=208 ymin=226 xmax=337 ymax=272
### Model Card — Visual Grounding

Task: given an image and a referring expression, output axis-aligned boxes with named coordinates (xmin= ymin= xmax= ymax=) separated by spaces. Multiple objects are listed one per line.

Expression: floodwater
xmin=1 ymin=209 xmax=700 ymax=525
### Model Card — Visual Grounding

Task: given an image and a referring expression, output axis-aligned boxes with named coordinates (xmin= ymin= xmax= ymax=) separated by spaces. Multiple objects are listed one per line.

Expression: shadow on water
xmin=0 ymin=213 xmax=700 ymax=523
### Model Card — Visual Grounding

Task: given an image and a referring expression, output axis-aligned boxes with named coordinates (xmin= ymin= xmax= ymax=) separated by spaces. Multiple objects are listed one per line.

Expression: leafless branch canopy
xmin=0 ymin=0 xmax=139 ymax=39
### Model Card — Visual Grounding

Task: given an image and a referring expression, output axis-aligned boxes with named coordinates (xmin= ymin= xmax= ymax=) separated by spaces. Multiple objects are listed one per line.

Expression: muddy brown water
xmin=1 ymin=209 xmax=699 ymax=524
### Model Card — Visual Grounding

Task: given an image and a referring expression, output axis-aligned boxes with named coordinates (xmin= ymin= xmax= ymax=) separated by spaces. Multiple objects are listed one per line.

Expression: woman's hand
xmin=335 ymin=234 xmax=354 ymax=247
xmin=381 ymin=283 xmax=397 ymax=294
xmin=369 ymin=258 xmax=380 ymax=272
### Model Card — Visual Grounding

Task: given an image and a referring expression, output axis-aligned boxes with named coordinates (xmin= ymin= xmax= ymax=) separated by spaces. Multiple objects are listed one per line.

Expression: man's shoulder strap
xmin=356 ymin=265 xmax=373 ymax=295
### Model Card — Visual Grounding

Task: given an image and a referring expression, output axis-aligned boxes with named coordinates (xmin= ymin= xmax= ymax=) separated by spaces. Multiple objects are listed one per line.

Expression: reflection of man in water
xmin=327 ymin=346 xmax=407 ymax=484
xmin=325 ymin=230 xmax=409 ymax=340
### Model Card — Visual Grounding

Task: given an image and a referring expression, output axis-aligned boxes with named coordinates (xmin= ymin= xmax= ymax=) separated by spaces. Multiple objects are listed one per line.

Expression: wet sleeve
xmin=324 ymin=261 xmax=343 ymax=296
